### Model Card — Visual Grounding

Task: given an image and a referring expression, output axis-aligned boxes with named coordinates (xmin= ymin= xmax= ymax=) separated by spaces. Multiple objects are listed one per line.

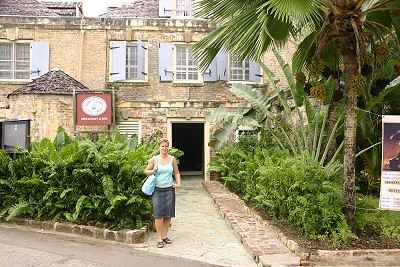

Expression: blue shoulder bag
xmin=141 ymin=156 xmax=157 ymax=195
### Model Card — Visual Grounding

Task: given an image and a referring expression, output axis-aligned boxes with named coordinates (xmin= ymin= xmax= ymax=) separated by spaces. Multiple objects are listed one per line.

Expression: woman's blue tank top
xmin=155 ymin=155 xmax=174 ymax=188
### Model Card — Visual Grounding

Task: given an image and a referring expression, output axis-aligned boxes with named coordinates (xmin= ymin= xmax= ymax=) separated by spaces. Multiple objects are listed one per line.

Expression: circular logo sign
xmin=81 ymin=96 xmax=107 ymax=116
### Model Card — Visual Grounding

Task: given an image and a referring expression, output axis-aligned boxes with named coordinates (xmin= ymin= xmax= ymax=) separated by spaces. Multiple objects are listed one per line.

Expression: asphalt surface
xmin=0 ymin=223 xmax=221 ymax=267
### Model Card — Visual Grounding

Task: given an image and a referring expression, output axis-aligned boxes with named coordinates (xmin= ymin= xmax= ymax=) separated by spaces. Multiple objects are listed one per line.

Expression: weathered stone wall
xmin=7 ymin=94 xmax=74 ymax=141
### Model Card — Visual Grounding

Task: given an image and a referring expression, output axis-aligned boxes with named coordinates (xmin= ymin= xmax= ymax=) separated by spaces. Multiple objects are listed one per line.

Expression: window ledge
xmin=226 ymin=81 xmax=262 ymax=85
xmin=0 ymin=79 xmax=31 ymax=84
xmin=172 ymin=82 xmax=204 ymax=87
xmin=109 ymin=81 xmax=149 ymax=86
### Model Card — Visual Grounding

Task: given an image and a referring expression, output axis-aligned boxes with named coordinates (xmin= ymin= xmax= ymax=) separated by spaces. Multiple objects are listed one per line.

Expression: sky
xmin=43 ymin=0 xmax=134 ymax=17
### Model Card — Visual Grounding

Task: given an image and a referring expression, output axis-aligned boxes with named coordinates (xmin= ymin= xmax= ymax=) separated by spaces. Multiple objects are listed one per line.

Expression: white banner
xmin=380 ymin=115 xmax=400 ymax=211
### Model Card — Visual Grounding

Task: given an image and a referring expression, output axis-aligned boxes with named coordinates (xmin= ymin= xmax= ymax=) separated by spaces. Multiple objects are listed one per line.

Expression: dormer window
xmin=159 ymin=0 xmax=196 ymax=18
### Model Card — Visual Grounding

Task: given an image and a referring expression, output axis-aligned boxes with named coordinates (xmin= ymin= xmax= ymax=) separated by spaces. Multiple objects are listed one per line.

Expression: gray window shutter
xmin=30 ymin=42 xmax=49 ymax=79
xmin=110 ymin=41 xmax=126 ymax=81
xmin=216 ymin=50 xmax=228 ymax=81
xmin=249 ymin=60 xmax=262 ymax=83
xmin=137 ymin=40 xmax=147 ymax=80
xmin=158 ymin=42 xmax=173 ymax=82
xmin=203 ymin=56 xmax=217 ymax=82
xmin=159 ymin=0 xmax=172 ymax=17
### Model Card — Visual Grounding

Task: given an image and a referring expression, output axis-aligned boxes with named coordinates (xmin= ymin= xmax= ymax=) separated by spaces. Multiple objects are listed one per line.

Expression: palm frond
xmin=229 ymin=83 xmax=271 ymax=115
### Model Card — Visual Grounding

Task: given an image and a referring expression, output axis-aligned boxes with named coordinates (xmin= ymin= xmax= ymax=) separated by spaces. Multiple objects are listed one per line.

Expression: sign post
xmin=73 ymin=90 xmax=115 ymax=137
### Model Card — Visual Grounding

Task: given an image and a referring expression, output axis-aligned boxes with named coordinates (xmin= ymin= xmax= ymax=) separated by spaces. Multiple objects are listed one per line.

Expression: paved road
xmin=0 ymin=224 xmax=221 ymax=267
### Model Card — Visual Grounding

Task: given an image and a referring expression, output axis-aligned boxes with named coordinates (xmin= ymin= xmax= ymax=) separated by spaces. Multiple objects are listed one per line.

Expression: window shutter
xmin=137 ymin=40 xmax=147 ymax=80
xmin=117 ymin=120 xmax=141 ymax=139
xmin=249 ymin=60 xmax=262 ymax=83
xmin=216 ymin=50 xmax=228 ymax=81
xmin=203 ymin=56 xmax=218 ymax=82
xmin=158 ymin=42 xmax=173 ymax=82
xmin=110 ymin=41 xmax=126 ymax=82
xmin=159 ymin=0 xmax=172 ymax=17
xmin=30 ymin=42 xmax=49 ymax=79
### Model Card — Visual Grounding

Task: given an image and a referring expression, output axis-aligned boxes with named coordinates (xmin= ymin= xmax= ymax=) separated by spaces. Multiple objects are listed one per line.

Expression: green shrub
xmin=0 ymin=129 xmax=182 ymax=230
xmin=210 ymin=134 xmax=352 ymax=242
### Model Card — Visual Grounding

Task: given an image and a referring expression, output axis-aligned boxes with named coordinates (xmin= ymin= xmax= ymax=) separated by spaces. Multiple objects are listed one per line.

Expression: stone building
xmin=0 ymin=0 xmax=296 ymax=180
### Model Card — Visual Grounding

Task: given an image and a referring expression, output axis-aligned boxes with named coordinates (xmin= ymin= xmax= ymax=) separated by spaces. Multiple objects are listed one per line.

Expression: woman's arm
xmin=172 ymin=157 xmax=181 ymax=188
xmin=144 ymin=157 xmax=158 ymax=176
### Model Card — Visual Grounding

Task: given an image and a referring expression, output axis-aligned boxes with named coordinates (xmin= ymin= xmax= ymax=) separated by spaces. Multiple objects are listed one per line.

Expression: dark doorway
xmin=172 ymin=123 xmax=204 ymax=173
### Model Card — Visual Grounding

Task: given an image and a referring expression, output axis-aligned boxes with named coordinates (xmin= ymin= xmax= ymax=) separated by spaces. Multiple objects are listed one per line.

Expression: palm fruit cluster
xmin=350 ymin=74 xmax=367 ymax=94
xmin=361 ymin=51 xmax=374 ymax=66
xmin=394 ymin=61 xmax=400 ymax=75
xmin=295 ymin=71 xmax=306 ymax=85
xmin=323 ymin=66 xmax=332 ymax=79
xmin=370 ymin=78 xmax=390 ymax=96
xmin=307 ymin=59 xmax=326 ymax=76
xmin=310 ymin=82 xmax=326 ymax=100
xmin=361 ymin=51 xmax=374 ymax=76
xmin=373 ymin=42 xmax=390 ymax=61
xmin=331 ymin=68 xmax=342 ymax=79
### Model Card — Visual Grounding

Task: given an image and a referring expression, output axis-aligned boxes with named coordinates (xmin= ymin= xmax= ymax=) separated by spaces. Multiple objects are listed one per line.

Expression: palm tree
xmin=192 ymin=0 xmax=400 ymax=231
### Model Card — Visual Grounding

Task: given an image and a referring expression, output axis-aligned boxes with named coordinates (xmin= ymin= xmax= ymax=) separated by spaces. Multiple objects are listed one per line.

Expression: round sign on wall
xmin=81 ymin=96 xmax=108 ymax=116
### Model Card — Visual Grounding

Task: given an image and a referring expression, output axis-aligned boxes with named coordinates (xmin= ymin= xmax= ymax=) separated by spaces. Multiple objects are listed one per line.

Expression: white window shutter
xmin=203 ymin=56 xmax=217 ymax=82
xmin=30 ymin=42 xmax=49 ymax=79
xmin=110 ymin=41 xmax=126 ymax=82
xmin=216 ymin=50 xmax=228 ymax=81
xmin=158 ymin=42 xmax=173 ymax=82
xmin=137 ymin=40 xmax=147 ymax=80
xmin=249 ymin=60 xmax=262 ymax=83
xmin=117 ymin=120 xmax=141 ymax=139
xmin=159 ymin=0 xmax=172 ymax=17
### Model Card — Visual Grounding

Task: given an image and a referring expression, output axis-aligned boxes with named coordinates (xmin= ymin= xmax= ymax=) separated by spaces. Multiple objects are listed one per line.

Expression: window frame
xmin=173 ymin=44 xmax=202 ymax=83
xmin=159 ymin=0 xmax=197 ymax=19
xmin=174 ymin=0 xmax=196 ymax=18
xmin=109 ymin=40 xmax=148 ymax=83
xmin=229 ymin=54 xmax=250 ymax=81
xmin=0 ymin=41 xmax=31 ymax=81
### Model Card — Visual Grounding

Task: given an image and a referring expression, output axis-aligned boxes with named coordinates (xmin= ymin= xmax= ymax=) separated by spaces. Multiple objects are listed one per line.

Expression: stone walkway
xmin=145 ymin=177 xmax=300 ymax=267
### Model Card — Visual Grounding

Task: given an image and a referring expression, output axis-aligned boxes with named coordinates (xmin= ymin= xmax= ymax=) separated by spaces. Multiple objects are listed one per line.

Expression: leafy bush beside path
xmin=210 ymin=134 xmax=353 ymax=243
xmin=0 ymin=129 xmax=182 ymax=230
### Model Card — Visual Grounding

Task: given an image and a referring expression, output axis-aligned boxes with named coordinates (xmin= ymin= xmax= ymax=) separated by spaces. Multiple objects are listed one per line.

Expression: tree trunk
xmin=341 ymin=52 xmax=358 ymax=232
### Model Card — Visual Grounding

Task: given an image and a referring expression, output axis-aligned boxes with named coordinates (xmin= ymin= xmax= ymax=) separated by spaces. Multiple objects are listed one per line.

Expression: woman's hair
xmin=158 ymin=138 xmax=169 ymax=146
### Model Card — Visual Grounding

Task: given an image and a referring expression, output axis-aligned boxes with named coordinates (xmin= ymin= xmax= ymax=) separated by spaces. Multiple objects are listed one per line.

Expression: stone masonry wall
xmin=0 ymin=16 xmax=297 ymax=145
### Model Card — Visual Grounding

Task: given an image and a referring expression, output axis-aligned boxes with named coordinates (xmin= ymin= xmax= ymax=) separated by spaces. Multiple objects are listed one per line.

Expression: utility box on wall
xmin=1 ymin=119 xmax=31 ymax=158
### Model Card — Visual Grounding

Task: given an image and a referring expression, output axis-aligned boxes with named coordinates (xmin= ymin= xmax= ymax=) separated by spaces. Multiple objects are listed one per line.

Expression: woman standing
xmin=145 ymin=138 xmax=181 ymax=248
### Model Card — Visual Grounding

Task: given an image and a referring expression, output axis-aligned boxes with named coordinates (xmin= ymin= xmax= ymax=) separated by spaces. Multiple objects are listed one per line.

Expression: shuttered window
xmin=0 ymin=41 xmax=48 ymax=80
xmin=110 ymin=40 xmax=147 ymax=82
xmin=176 ymin=0 xmax=195 ymax=17
xmin=159 ymin=0 xmax=196 ymax=18
xmin=175 ymin=46 xmax=198 ymax=81
xmin=228 ymin=53 xmax=261 ymax=83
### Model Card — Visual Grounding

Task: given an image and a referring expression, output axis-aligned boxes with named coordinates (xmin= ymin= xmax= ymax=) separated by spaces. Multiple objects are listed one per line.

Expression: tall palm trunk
xmin=341 ymin=51 xmax=358 ymax=232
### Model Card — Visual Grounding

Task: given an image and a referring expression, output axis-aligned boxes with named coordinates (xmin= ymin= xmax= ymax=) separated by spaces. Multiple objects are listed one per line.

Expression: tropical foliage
xmin=192 ymin=0 xmax=400 ymax=230
xmin=210 ymin=133 xmax=353 ymax=244
xmin=0 ymin=127 xmax=183 ymax=230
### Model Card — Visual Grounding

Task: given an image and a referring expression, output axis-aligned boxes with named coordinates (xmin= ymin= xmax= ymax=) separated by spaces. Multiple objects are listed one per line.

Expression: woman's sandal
xmin=162 ymin=237 xmax=172 ymax=244
xmin=157 ymin=241 xmax=164 ymax=248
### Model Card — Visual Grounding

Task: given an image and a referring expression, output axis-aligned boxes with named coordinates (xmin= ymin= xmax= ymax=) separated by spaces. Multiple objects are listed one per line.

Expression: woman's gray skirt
xmin=152 ymin=186 xmax=175 ymax=218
